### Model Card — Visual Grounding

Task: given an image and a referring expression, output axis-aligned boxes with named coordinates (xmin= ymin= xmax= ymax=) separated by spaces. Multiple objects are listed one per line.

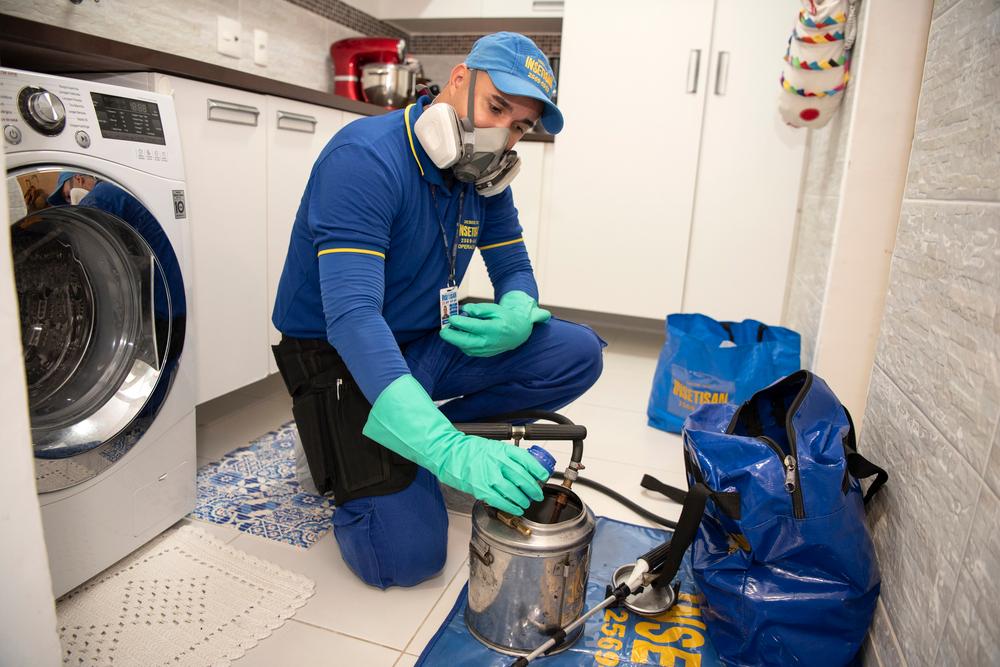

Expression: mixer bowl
xmin=361 ymin=62 xmax=416 ymax=108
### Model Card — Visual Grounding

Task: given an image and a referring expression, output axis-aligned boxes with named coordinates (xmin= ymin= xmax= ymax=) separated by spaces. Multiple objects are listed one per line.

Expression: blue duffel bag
xmin=647 ymin=313 xmax=801 ymax=433
xmin=643 ymin=370 xmax=888 ymax=666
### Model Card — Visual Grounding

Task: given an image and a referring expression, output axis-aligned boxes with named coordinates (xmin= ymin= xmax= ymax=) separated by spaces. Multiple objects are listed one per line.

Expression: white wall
xmin=784 ymin=0 xmax=934 ymax=429
xmin=0 ymin=0 xmax=364 ymax=94
xmin=0 ymin=148 xmax=61 ymax=667
xmin=810 ymin=0 xmax=934 ymax=427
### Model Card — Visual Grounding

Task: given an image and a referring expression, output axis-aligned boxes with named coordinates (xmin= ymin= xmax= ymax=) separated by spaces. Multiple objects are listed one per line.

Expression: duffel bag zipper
xmin=336 ymin=378 xmax=342 ymax=400
xmin=759 ymin=436 xmax=806 ymax=519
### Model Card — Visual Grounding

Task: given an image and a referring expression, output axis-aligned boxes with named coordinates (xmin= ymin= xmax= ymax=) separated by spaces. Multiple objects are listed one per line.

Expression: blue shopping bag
xmin=647 ymin=313 xmax=800 ymax=433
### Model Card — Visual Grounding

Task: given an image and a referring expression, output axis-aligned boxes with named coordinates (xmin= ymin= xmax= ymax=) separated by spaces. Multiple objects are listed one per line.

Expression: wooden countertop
xmin=0 ymin=14 xmax=554 ymax=142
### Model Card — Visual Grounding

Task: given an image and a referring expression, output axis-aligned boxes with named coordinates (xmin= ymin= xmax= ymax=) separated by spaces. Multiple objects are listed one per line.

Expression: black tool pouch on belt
xmin=271 ymin=336 xmax=417 ymax=504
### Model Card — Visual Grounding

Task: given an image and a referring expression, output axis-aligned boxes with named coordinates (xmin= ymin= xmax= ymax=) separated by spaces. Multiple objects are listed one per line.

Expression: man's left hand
xmin=440 ymin=290 xmax=551 ymax=357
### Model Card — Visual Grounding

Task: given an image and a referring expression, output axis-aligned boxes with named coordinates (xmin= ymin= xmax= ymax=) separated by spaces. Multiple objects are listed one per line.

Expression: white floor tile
xmin=577 ymin=349 xmax=658 ymax=414
xmin=196 ymin=396 xmax=294 ymax=462
xmin=551 ymin=401 xmax=684 ymax=473
xmin=226 ymin=512 xmax=473 ymax=651
xmin=234 ymin=619 xmax=399 ymax=666
xmin=403 ymin=557 xmax=469 ymax=655
xmin=394 ymin=653 xmax=420 ymax=667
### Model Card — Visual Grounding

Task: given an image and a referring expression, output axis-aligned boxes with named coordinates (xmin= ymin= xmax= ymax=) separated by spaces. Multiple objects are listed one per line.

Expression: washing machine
xmin=1 ymin=68 xmax=196 ymax=597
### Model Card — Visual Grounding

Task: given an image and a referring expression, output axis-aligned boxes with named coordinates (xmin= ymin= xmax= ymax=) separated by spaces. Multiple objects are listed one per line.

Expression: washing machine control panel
xmin=0 ymin=68 xmax=183 ymax=181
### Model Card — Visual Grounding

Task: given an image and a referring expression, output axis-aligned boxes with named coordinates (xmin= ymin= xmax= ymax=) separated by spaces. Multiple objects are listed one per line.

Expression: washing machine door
xmin=8 ymin=166 xmax=186 ymax=493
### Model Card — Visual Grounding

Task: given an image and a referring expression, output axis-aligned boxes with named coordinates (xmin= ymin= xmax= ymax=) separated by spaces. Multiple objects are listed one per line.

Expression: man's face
xmin=449 ymin=65 xmax=543 ymax=152
xmin=62 ymin=174 xmax=95 ymax=201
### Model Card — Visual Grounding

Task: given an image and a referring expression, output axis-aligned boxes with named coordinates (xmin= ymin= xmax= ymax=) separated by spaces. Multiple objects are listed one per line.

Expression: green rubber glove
xmin=362 ymin=375 xmax=548 ymax=515
xmin=440 ymin=290 xmax=551 ymax=357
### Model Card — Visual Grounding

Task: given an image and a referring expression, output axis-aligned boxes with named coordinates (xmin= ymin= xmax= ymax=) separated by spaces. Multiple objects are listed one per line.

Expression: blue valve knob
xmin=527 ymin=445 xmax=556 ymax=479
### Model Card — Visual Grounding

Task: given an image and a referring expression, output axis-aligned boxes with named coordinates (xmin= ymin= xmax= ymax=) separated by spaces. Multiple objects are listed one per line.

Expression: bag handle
xmin=842 ymin=407 xmax=889 ymax=505
xmin=720 ymin=321 xmax=735 ymax=342
xmin=719 ymin=321 xmax=768 ymax=343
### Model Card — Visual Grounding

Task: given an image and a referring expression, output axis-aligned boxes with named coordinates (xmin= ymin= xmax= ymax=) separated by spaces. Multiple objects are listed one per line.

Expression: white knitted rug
xmin=56 ymin=525 xmax=314 ymax=666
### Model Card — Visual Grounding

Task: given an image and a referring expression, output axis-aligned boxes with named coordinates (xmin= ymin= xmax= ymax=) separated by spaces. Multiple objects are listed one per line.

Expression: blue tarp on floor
xmin=417 ymin=516 xmax=722 ymax=666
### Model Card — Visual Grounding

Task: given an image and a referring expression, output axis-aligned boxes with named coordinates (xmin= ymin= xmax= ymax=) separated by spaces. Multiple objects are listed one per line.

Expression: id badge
xmin=439 ymin=285 xmax=459 ymax=329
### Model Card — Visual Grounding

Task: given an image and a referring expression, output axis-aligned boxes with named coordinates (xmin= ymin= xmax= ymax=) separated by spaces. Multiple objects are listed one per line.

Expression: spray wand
xmin=508 ymin=538 xmax=676 ymax=666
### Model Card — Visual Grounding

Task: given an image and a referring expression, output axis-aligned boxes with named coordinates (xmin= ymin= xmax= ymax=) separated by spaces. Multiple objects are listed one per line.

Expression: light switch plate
xmin=253 ymin=29 xmax=268 ymax=67
xmin=217 ymin=15 xmax=241 ymax=59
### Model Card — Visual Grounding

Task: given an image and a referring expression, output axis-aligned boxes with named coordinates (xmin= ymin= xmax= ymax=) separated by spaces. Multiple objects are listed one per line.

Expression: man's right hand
xmin=363 ymin=375 xmax=548 ymax=515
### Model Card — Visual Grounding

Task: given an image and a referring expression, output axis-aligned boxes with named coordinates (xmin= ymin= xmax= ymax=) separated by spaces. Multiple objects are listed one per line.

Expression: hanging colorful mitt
xmin=778 ymin=0 xmax=857 ymax=129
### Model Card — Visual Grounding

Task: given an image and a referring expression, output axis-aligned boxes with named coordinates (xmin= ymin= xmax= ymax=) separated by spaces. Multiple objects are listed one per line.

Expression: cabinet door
xmin=265 ymin=96 xmax=345 ymax=374
xmin=379 ymin=0 xmax=482 ymax=19
xmin=463 ymin=141 xmax=546 ymax=300
xmin=681 ymin=0 xmax=806 ymax=323
xmin=168 ymin=76 xmax=269 ymax=404
xmin=542 ymin=0 xmax=715 ymax=319
xmin=481 ymin=0 xmax=563 ymax=18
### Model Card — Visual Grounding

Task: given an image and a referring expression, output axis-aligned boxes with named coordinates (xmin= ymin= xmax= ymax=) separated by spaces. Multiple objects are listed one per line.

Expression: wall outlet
xmin=217 ymin=15 xmax=241 ymax=59
xmin=253 ymin=29 xmax=268 ymax=67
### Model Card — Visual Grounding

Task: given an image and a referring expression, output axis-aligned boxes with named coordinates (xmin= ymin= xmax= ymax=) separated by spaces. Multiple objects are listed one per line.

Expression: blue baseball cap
xmin=465 ymin=32 xmax=563 ymax=134
xmin=46 ymin=171 xmax=75 ymax=206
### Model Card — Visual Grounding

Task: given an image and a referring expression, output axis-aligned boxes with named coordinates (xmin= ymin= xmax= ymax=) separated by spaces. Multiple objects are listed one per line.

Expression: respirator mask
xmin=413 ymin=69 xmax=521 ymax=197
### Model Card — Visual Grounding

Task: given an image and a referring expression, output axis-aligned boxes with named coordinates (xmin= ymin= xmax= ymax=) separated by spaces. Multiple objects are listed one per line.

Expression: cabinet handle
xmin=532 ymin=0 xmax=563 ymax=10
xmin=686 ymin=49 xmax=701 ymax=94
xmin=206 ymin=98 xmax=260 ymax=126
xmin=714 ymin=51 xmax=730 ymax=96
xmin=276 ymin=110 xmax=317 ymax=133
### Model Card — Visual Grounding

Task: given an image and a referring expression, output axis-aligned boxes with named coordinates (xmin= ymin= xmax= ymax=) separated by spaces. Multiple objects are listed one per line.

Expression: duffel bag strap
xmin=637 ymin=482 xmax=715 ymax=587
xmin=640 ymin=474 xmax=688 ymax=504
xmin=642 ymin=473 xmax=742 ymax=520
xmin=847 ymin=451 xmax=888 ymax=505
xmin=843 ymin=406 xmax=889 ymax=505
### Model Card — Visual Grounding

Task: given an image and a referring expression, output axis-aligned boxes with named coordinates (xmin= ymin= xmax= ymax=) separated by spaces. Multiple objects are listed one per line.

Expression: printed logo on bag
xmin=671 ymin=379 xmax=730 ymax=409
xmin=458 ymin=219 xmax=480 ymax=250
xmin=667 ymin=366 xmax=737 ymax=416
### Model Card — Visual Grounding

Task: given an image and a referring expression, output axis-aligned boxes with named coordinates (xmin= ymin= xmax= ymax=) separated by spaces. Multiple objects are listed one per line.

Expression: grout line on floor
xmin=401 ymin=557 xmax=470 ymax=655
xmin=288 ymin=617 xmax=409 ymax=653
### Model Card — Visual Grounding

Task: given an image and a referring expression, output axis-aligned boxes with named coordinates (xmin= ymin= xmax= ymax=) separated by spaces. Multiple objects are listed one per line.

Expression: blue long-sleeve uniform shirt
xmin=272 ymin=96 xmax=538 ymax=403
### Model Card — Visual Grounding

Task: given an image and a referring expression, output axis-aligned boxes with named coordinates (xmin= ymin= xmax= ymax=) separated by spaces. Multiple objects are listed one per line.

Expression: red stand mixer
xmin=331 ymin=37 xmax=419 ymax=109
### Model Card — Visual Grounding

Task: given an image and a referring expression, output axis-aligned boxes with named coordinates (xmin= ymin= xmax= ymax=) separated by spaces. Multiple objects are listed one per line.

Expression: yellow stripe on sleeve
xmin=317 ymin=248 xmax=386 ymax=259
xmin=403 ymin=104 xmax=425 ymax=176
xmin=478 ymin=237 xmax=524 ymax=251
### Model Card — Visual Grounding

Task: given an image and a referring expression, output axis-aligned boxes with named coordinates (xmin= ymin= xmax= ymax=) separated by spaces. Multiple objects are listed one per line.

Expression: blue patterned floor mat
xmin=190 ymin=420 xmax=335 ymax=548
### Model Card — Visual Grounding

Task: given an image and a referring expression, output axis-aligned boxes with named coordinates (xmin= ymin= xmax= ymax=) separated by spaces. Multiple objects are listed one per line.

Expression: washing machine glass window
xmin=8 ymin=166 xmax=187 ymax=492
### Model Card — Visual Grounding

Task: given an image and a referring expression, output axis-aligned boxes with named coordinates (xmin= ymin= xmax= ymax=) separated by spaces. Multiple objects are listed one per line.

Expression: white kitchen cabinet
xmin=168 ymin=76 xmax=270 ymax=404
xmin=481 ymin=0 xmax=564 ymax=18
xmin=542 ymin=0 xmax=804 ymax=322
xmin=265 ymin=96 xmax=346 ymax=375
xmin=681 ymin=0 xmax=805 ymax=323
xmin=378 ymin=0 xmax=482 ymax=20
xmin=462 ymin=141 xmax=548 ymax=300
xmin=543 ymin=0 xmax=715 ymax=319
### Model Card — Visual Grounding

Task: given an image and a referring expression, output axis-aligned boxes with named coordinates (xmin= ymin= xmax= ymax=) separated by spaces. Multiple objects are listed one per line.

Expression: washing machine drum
xmin=8 ymin=168 xmax=186 ymax=492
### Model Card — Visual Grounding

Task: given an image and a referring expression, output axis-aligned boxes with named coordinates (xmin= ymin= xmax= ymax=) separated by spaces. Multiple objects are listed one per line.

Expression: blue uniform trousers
xmin=332 ymin=317 xmax=605 ymax=588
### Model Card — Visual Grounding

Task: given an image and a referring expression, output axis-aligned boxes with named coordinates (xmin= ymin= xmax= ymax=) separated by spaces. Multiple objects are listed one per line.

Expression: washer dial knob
xmin=18 ymin=87 xmax=67 ymax=136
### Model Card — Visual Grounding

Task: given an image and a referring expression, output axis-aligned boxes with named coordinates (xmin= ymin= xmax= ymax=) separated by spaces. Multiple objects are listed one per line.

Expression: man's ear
xmin=449 ymin=63 xmax=469 ymax=91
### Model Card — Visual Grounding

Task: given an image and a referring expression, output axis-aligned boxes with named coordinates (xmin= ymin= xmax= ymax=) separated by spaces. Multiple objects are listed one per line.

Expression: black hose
xmin=471 ymin=411 xmax=675 ymax=529
xmin=553 ymin=472 xmax=677 ymax=530
xmin=476 ymin=410 xmax=585 ymax=466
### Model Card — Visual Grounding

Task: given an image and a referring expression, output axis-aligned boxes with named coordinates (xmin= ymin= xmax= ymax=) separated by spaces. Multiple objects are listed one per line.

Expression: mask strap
xmin=461 ymin=69 xmax=478 ymax=158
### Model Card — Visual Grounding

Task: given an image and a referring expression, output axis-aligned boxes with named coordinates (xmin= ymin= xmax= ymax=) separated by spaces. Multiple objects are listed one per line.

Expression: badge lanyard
xmin=431 ymin=185 xmax=466 ymax=328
